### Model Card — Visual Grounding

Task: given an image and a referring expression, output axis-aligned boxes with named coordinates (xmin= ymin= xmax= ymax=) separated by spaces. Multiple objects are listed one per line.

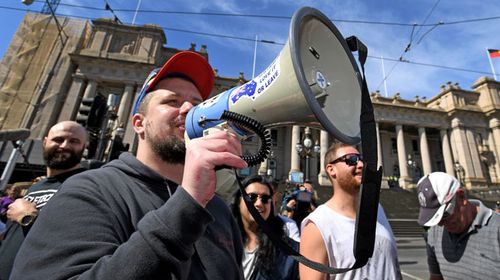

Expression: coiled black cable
xmin=220 ymin=110 xmax=271 ymax=167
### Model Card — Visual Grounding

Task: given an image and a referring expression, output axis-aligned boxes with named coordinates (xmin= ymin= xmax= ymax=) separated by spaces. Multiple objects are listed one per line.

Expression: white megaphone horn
xmin=185 ymin=7 xmax=363 ymax=163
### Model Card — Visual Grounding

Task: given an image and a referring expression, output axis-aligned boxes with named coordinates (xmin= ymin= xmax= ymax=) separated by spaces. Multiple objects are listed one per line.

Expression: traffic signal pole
xmin=0 ymin=141 xmax=25 ymax=191
xmin=0 ymin=129 xmax=31 ymax=191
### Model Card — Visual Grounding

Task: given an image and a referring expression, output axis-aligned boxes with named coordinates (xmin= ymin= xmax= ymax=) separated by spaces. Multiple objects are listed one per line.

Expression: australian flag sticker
xmin=229 ymin=56 xmax=281 ymax=105
xmin=230 ymin=80 xmax=257 ymax=104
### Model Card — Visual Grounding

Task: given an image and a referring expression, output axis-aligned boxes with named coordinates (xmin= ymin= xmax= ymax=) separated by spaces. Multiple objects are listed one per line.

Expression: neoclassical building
xmin=1 ymin=13 xmax=500 ymax=190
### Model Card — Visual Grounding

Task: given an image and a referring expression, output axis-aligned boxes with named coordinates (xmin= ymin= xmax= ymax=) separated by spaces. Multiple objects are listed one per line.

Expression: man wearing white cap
xmin=417 ymin=172 xmax=500 ymax=280
xmin=10 ymin=51 xmax=246 ymax=279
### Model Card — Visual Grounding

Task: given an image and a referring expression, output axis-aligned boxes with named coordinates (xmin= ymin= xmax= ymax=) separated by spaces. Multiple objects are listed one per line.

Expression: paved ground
xmin=397 ymin=237 xmax=429 ymax=280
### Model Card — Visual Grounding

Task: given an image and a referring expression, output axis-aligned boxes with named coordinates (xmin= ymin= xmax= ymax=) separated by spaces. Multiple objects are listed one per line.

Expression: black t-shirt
xmin=0 ymin=168 xmax=85 ymax=280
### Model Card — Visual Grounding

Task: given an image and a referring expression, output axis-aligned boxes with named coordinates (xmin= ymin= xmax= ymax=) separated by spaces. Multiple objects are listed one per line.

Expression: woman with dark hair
xmin=231 ymin=175 xmax=299 ymax=280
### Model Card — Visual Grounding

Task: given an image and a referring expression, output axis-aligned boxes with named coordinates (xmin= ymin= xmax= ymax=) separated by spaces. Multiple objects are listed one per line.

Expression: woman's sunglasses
xmin=330 ymin=153 xmax=363 ymax=166
xmin=247 ymin=193 xmax=272 ymax=204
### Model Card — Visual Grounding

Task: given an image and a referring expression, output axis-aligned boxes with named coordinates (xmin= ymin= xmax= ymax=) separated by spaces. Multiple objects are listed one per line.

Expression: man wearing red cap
xmin=417 ymin=172 xmax=500 ymax=280
xmin=11 ymin=51 xmax=247 ymax=279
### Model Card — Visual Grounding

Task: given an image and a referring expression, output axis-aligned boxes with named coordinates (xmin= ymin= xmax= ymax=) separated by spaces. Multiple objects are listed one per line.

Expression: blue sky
xmin=1 ymin=0 xmax=499 ymax=100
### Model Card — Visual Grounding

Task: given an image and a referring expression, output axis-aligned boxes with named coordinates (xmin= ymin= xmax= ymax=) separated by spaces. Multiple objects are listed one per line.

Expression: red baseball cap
xmin=132 ymin=51 xmax=214 ymax=114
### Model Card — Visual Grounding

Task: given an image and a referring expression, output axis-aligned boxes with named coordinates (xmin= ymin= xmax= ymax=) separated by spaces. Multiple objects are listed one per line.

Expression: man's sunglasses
xmin=247 ymin=193 xmax=272 ymax=204
xmin=330 ymin=153 xmax=363 ymax=166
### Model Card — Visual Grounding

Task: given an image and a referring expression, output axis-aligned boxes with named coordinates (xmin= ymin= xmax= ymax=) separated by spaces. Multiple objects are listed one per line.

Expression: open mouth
xmin=54 ymin=151 xmax=71 ymax=158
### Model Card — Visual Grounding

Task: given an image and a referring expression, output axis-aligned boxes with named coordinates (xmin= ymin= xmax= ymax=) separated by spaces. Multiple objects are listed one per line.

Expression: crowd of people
xmin=0 ymin=50 xmax=499 ymax=280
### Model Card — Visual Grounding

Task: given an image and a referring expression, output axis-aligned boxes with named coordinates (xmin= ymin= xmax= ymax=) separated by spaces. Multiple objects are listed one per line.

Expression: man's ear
xmin=325 ymin=163 xmax=336 ymax=179
xmin=132 ymin=114 xmax=146 ymax=138
xmin=42 ymin=136 xmax=48 ymax=148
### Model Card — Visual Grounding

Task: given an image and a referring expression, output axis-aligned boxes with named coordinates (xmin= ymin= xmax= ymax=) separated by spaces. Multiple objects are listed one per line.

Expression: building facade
xmin=1 ymin=13 xmax=500 ymax=191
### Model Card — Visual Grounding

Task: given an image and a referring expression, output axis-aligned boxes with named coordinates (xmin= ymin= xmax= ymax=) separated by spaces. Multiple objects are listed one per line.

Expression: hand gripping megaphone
xmin=185 ymin=6 xmax=363 ymax=166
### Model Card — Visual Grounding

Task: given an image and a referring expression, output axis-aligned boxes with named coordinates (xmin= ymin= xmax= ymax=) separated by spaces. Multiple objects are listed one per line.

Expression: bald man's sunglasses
xmin=330 ymin=153 xmax=363 ymax=166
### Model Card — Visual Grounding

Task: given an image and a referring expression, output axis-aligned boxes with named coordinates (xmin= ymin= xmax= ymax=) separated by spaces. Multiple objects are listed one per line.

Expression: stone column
xmin=465 ymin=129 xmax=484 ymax=179
xmin=318 ymin=130 xmax=330 ymax=186
xmin=258 ymin=158 xmax=268 ymax=176
xmin=489 ymin=118 xmax=500 ymax=182
xmin=376 ymin=122 xmax=383 ymax=171
xmin=450 ymin=118 xmax=473 ymax=185
xmin=487 ymin=131 xmax=499 ymax=183
xmin=58 ymin=75 xmax=86 ymax=122
xmin=82 ymin=80 xmax=98 ymax=99
xmin=117 ymin=83 xmax=135 ymax=128
xmin=418 ymin=127 xmax=432 ymax=175
xmin=289 ymin=126 xmax=301 ymax=175
xmin=440 ymin=128 xmax=455 ymax=175
xmin=396 ymin=124 xmax=411 ymax=188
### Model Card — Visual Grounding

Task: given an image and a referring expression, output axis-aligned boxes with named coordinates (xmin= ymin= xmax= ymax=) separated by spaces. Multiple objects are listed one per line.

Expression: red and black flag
xmin=488 ymin=49 xmax=500 ymax=59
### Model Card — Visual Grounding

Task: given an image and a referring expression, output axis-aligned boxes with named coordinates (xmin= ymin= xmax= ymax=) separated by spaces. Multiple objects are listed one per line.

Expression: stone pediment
xmin=77 ymin=19 xmax=166 ymax=65
xmin=373 ymin=102 xmax=447 ymax=127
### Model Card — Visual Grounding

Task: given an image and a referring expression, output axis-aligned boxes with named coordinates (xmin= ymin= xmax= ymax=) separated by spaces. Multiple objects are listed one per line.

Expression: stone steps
xmin=389 ymin=219 xmax=425 ymax=238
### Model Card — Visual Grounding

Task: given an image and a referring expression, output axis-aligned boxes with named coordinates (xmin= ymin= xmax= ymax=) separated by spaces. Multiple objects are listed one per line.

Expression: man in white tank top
xmin=299 ymin=143 xmax=401 ymax=280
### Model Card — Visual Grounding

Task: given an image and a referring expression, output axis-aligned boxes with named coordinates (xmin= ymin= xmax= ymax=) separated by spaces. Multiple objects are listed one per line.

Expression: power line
xmin=28 ymin=0 xmax=500 ymax=27
xmin=0 ymin=5 xmax=496 ymax=78
xmin=369 ymin=55 xmax=493 ymax=76
xmin=0 ymin=5 xmax=286 ymax=45
xmin=413 ymin=0 xmax=442 ymax=42
xmin=414 ymin=0 xmax=442 ymax=44
xmin=377 ymin=0 xmax=443 ymax=91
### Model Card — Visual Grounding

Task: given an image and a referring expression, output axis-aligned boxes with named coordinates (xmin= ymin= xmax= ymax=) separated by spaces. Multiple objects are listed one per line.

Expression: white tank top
xmin=301 ymin=204 xmax=401 ymax=280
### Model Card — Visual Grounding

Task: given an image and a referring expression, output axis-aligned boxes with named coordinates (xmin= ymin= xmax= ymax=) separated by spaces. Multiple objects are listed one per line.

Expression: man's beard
xmin=337 ymin=171 xmax=361 ymax=195
xmin=146 ymin=133 xmax=185 ymax=164
xmin=43 ymin=148 xmax=84 ymax=170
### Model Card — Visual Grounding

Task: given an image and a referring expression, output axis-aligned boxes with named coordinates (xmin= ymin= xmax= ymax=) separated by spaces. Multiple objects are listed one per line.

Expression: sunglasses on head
xmin=330 ymin=153 xmax=363 ymax=166
xmin=247 ymin=193 xmax=272 ymax=204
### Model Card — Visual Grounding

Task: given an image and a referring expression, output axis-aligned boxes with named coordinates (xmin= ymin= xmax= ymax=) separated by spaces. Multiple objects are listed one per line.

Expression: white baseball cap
xmin=417 ymin=172 xmax=460 ymax=227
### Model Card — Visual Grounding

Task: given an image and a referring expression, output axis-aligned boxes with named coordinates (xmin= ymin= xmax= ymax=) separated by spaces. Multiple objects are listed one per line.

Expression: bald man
xmin=0 ymin=121 xmax=88 ymax=279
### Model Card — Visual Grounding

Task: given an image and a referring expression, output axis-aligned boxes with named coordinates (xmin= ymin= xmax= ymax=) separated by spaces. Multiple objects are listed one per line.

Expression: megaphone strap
xmin=347 ymin=35 xmax=384 ymax=263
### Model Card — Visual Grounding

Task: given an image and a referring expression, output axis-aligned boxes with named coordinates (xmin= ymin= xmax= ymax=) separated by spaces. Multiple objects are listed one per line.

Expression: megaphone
xmin=186 ymin=6 xmax=363 ymax=157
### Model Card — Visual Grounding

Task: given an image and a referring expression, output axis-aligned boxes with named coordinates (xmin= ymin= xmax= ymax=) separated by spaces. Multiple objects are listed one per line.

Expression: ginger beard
xmin=333 ymin=157 xmax=362 ymax=195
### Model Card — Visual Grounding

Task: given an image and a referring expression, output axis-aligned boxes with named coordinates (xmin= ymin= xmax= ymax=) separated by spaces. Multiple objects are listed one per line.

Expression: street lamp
xmin=295 ymin=127 xmax=320 ymax=182
xmin=407 ymin=154 xmax=417 ymax=183
xmin=454 ymin=161 xmax=465 ymax=186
